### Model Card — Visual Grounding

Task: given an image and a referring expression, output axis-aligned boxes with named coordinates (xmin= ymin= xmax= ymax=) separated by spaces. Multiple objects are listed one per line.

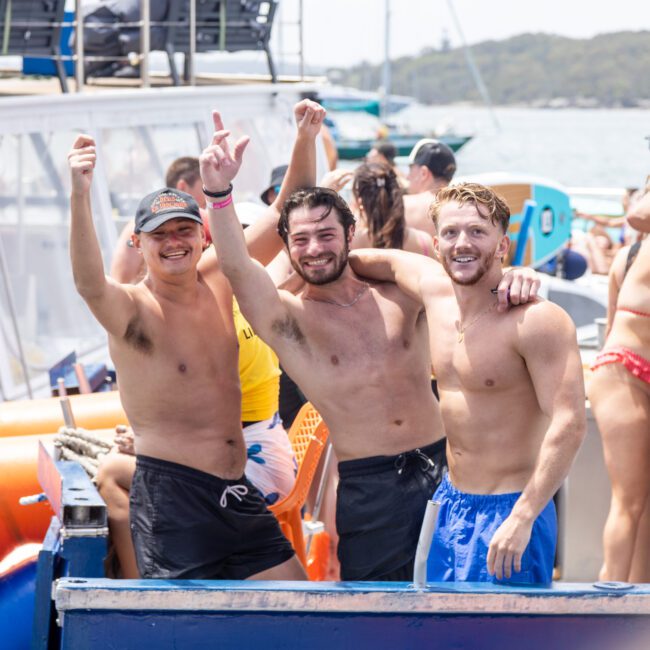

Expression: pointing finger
xmin=212 ymin=110 xmax=225 ymax=133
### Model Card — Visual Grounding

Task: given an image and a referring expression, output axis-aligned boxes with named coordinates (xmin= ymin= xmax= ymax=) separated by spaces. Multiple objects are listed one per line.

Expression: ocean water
xmin=391 ymin=104 xmax=650 ymax=189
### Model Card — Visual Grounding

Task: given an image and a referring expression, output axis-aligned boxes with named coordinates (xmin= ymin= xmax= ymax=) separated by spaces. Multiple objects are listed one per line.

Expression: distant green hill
xmin=331 ymin=31 xmax=650 ymax=107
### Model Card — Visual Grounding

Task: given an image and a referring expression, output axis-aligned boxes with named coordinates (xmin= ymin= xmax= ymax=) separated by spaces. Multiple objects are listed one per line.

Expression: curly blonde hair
xmin=430 ymin=182 xmax=510 ymax=233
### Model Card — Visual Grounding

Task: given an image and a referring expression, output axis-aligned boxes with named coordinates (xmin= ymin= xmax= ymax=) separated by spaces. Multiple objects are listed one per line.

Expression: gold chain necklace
xmin=457 ymin=301 xmax=497 ymax=343
xmin=304 ymin=282 xmax=370 ymax=308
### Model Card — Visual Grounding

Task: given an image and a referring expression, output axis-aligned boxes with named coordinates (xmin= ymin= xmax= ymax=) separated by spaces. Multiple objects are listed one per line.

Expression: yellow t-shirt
xmin=234 ymin=299 xmax=281 ymax=422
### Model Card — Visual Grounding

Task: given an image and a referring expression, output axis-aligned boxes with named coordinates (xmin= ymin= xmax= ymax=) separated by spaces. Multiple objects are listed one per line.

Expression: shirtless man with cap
xmin=404 ymin=139 xmax=456 ymax=237
xmin=67 ymin=99 xmax=324 ymax=581
xmin=350 ymin=183 xmax=585 ymax=584
xmin=197 ymin=117 xmax=539 ymax=581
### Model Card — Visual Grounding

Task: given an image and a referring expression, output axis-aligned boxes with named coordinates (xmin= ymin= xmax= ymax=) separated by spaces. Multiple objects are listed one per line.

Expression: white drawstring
xmin=219 ymin=484 xmax=249 ymax=508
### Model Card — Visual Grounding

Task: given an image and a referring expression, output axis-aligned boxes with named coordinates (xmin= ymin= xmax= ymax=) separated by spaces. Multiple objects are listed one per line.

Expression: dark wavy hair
xmin=277 ymin=187 xmax=356 ymax=245
xmin=352 ymin=162 xmax=405 ymax=249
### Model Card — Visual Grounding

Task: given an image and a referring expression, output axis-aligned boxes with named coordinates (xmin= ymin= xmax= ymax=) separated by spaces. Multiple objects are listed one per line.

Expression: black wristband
xmin=203 ymin=183 xmax=233 ymax=198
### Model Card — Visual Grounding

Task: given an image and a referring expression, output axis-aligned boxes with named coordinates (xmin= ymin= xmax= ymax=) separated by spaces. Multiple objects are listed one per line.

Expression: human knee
xmin=612 ymin=491 xmax=649 ymax=520
xmin=96 ymin=454 xmax=132 ymax=519
xmin=96 ymin=454 xmax=122 ymax=492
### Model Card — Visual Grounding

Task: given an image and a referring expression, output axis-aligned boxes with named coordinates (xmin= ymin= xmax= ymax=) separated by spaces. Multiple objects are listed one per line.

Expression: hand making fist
xmin=68 ymin=134 xmax=97 ymax=194
xmin=293 ymin=98 xmax=327 ymax=139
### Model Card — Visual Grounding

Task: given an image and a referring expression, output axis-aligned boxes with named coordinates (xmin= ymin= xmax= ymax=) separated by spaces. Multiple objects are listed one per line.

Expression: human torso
xmin=425 ymin=292 xmax=547 ymax=493
xmin=404 ymin=193 xmax=436 ymax=237
xmin=110 ymin=272 xmax=244 ymax=478
xmin=607 ymin=239 xmax=650 ymax=355
xmin=272 ymin=282 xmax=443 ymax=461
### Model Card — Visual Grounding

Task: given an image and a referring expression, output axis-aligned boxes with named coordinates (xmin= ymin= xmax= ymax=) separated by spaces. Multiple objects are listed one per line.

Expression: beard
xmin=440 ymin=249 xmax=495 ymax=286
xmin=290 ymin=242 xmax=349 ymax=286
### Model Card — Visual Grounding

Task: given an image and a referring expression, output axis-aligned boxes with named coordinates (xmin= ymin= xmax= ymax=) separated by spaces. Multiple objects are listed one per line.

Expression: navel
xmin=330 ymin=355 xmax=339 ymax=366
xmin=394 ymin=419 xmax=403 ymax=426
xmin=178 ymin=363 xmax=187 ymax=373
xmin=403 ymin=339 xmax=410 ymax=349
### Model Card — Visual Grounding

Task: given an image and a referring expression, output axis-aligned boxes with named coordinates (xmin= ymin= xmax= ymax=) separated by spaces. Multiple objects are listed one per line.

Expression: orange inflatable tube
xmin=0 ymin=434 xmax=57 ymax=560
xmin=0 ymin=391 xmax=128 ymax=438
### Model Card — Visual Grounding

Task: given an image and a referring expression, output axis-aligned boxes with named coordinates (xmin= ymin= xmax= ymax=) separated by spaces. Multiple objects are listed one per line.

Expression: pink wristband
xmin=207 ymin=195 xmax=233 ymax=210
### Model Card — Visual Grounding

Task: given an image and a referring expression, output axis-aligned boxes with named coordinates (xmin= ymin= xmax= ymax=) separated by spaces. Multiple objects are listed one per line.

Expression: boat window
xmin=101 ymin=124 xmax=204 ymax=220
xmin=0 ymin=131 xmax=107 ymax=399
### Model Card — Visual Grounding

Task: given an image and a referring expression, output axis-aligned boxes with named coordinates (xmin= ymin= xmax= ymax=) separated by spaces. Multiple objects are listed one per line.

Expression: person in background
xmin=350 ymin=162 xmax=435 ymax=257
xmin=366 ymin=141 xmax=409 ymax=190
xmin=403 ymin=139 xmax=456 ymax=237
xmin=588 ymin=189 xmax=650 ymax=582
xmin=260 ymin=165 xmax=289 ymax=207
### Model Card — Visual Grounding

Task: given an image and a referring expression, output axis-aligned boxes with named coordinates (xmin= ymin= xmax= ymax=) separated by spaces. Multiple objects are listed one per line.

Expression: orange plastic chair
xmin=269 ymin=402 xmax=329 ymax=568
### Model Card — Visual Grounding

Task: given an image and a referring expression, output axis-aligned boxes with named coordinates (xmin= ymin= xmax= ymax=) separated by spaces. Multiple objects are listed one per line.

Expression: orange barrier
xmin=0 ymin=434 xmax=57 ymax=559
xmin=269 ymin=403 xmax=329 ymax=568
xmin=306 ymin=531 xmax=331 ymax=581
xmin=0 ymin=391 xmax=128 ymax=438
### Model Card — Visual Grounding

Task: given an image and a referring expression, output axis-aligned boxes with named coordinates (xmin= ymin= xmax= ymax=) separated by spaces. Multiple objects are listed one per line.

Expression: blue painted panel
xmin=60 ymin=611 xmax=650 ymax=650
xmin=508 ymin=184 xmax=573 ymax=268
xmin=0 ymin=558 xmax=36 ymax=650
xmin=530 ymin=183 xmax=573 ymax=267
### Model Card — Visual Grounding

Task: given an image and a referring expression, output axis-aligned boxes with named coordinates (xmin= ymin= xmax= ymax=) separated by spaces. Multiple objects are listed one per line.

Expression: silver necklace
xmin=457 ymin=301 xmax=496 ymax=343
xmin=304 ymin=282 xmax=370 ymax=308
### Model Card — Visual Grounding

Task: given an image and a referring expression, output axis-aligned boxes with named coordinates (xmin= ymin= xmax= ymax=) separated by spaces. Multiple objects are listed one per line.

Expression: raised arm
xmin=244 ymin=99 xmax=326 ymax=265
xmin=487 ymin=302 xmax=586 ymax=580
xmin=197 ymin=99 xmax=325 ymax=276
xmin=68 ymin=135 xmax=136 ymax=336
xmin=200 ymin=116 xmax=290 ymax=343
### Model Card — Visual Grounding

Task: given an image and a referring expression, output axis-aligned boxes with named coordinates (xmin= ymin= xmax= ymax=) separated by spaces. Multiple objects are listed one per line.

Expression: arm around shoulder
xmin=348 ymin=248 xmax=441 ymax=303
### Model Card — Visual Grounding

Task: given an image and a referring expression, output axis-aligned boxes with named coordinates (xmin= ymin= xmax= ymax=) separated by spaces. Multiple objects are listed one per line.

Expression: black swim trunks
xmin=336 ymin=438 xmax=447 ymax=582
xmin=130 ymin=455 xmax=295 ymax=579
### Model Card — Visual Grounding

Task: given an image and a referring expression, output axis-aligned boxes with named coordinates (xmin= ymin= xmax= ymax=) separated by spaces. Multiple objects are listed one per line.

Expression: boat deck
xmin=0 ymin=68 xmax=318 ymax=97
xmin=54 ymin=579 xmax=650 ymax=650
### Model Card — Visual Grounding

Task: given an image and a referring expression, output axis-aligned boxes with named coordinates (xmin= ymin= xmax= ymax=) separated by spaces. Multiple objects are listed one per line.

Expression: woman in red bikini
xmin=589 ymin=191 xmax=650 ymax=582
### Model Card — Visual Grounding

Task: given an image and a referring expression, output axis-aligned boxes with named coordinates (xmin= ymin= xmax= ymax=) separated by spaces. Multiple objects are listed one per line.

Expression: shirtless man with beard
xmin=197 ymin=120 xmax=539 ymax=581
xmin=350 ymin=183 xmax=585 ymax=584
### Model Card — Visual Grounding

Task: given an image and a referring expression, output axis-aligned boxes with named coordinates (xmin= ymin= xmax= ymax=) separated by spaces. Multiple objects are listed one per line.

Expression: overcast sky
xmin=272 ymin=0 xmax=650 ymax=70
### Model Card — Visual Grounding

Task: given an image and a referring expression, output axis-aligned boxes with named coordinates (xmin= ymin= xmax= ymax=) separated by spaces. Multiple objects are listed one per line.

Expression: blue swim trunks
xmin=426 ymin=474 xmax=556 ymax=584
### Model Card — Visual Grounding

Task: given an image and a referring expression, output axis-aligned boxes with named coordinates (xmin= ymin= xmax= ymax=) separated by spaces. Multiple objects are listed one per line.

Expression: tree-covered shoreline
xmin=330 ymin=31 xmax=650 ymax=108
